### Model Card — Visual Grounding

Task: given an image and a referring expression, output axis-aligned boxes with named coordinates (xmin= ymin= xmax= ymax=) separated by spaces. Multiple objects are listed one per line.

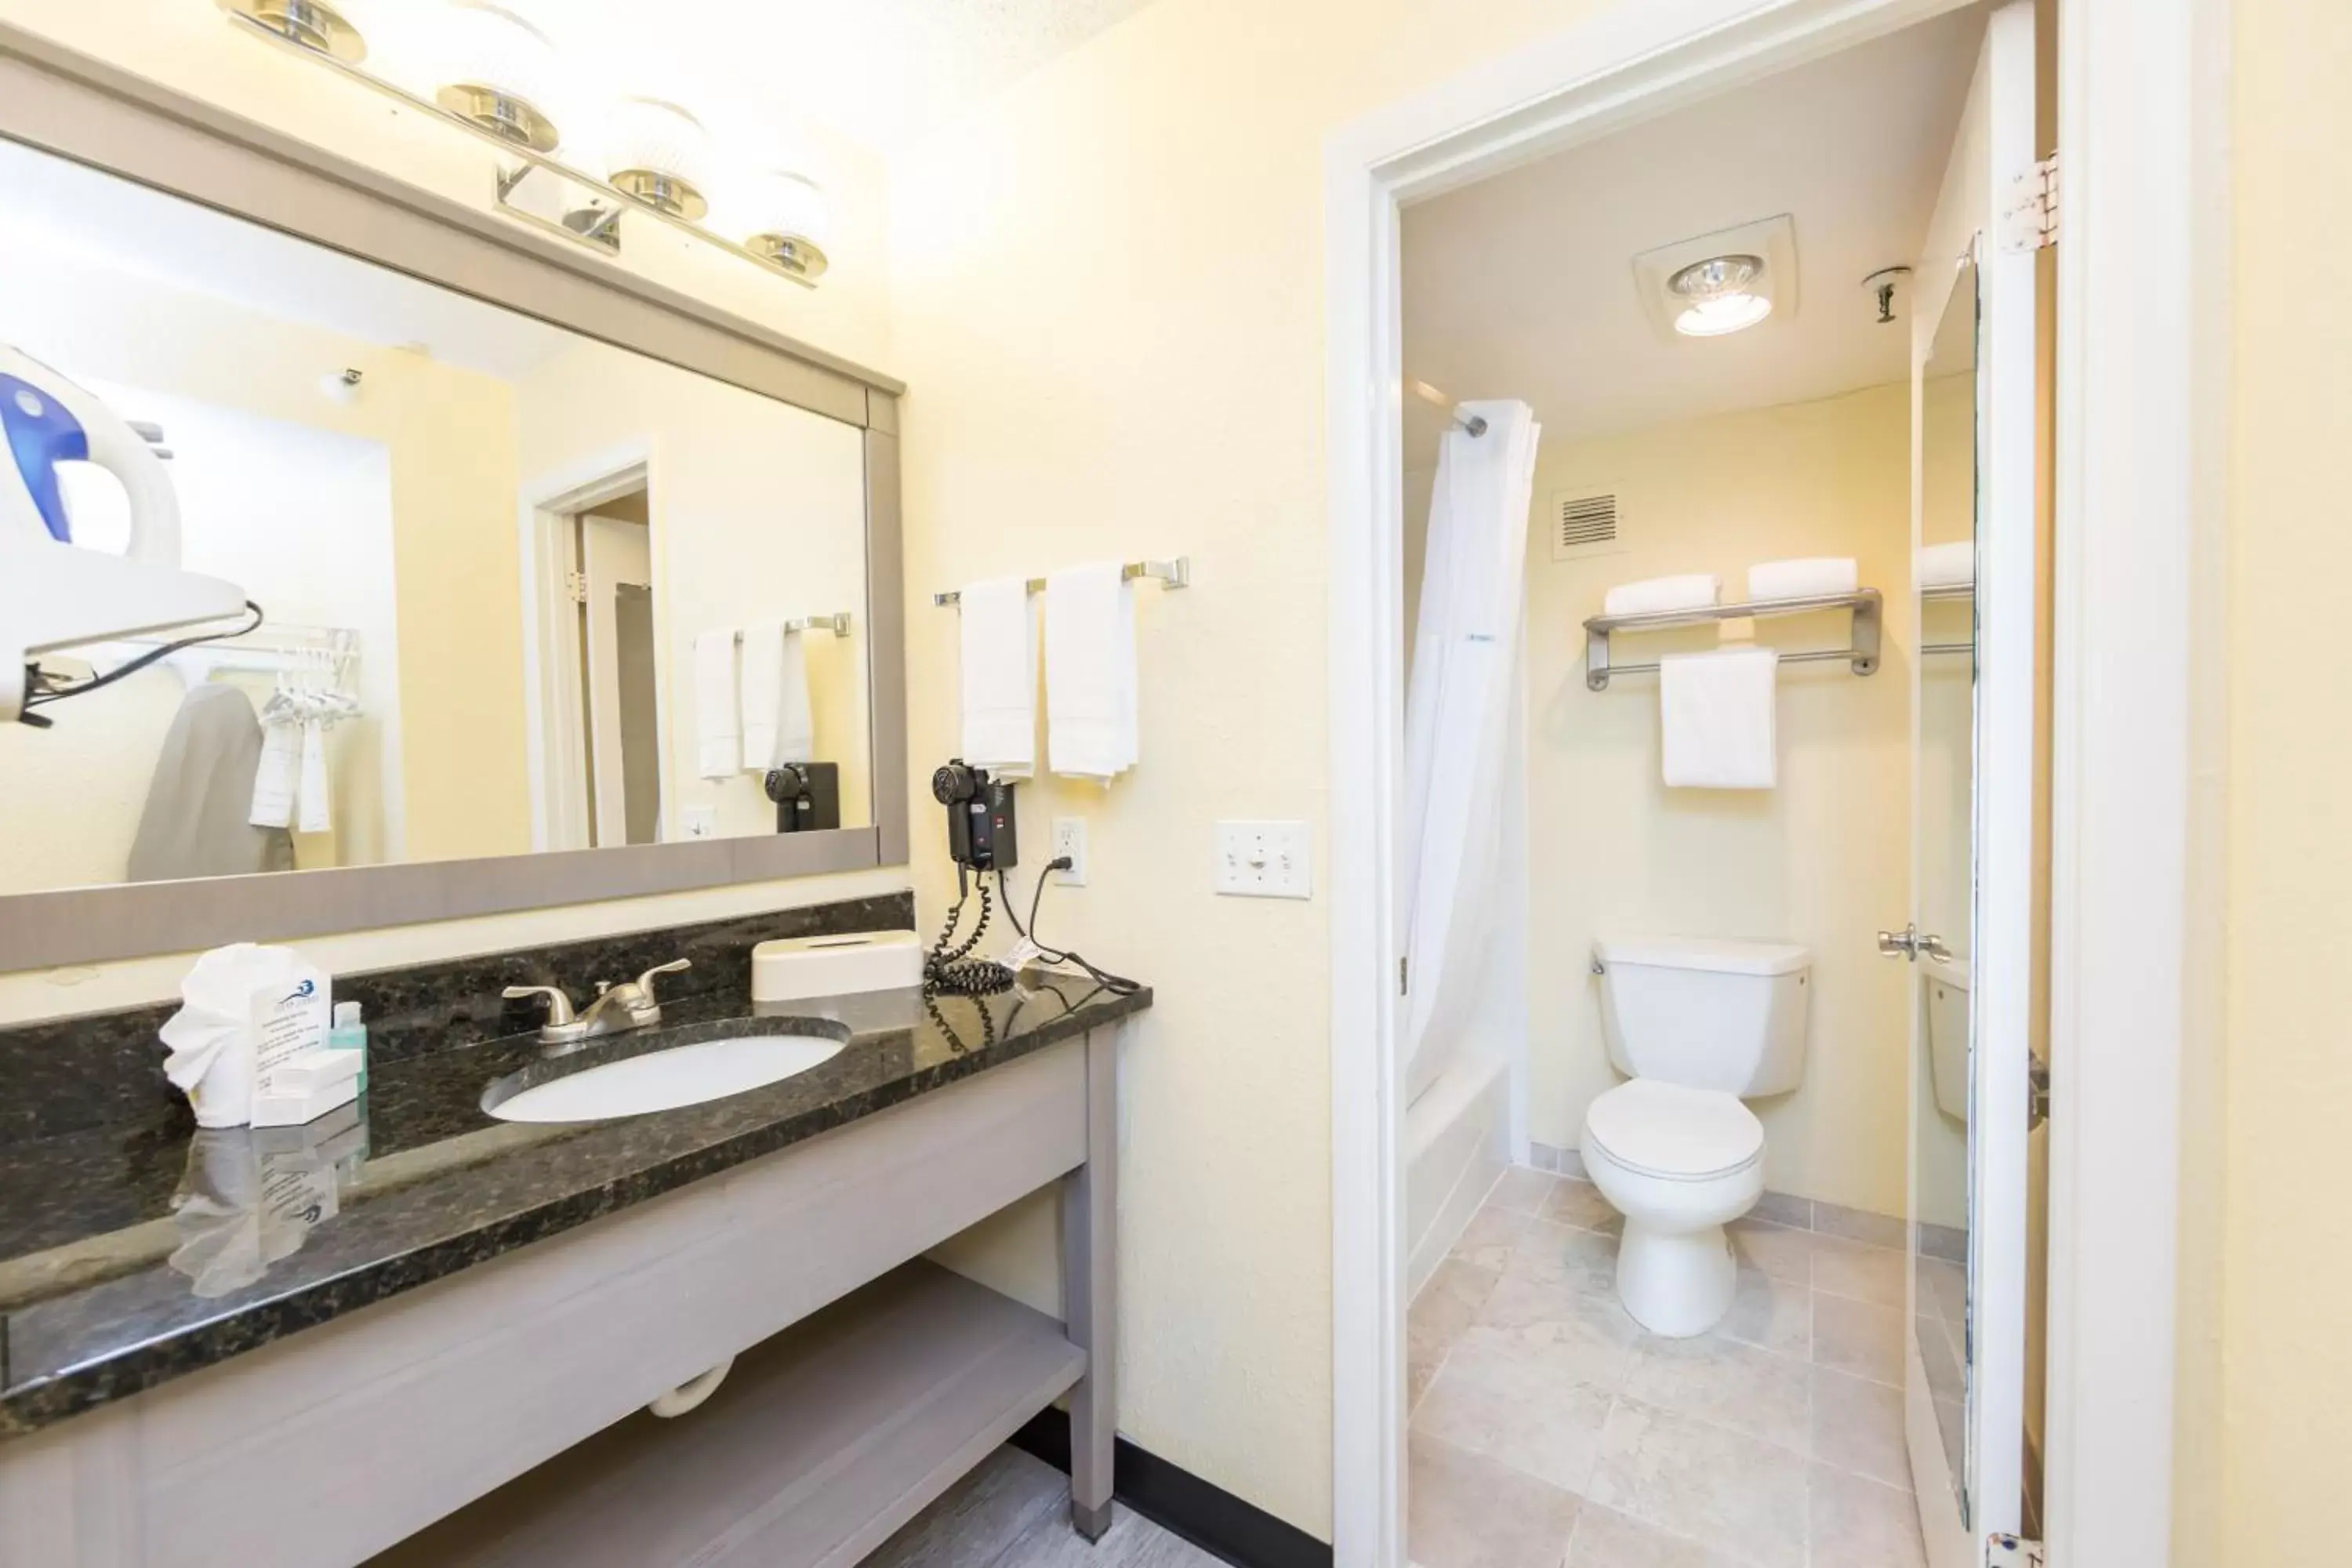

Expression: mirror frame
xmin=0 ymin=23 xmax=909 ymax=970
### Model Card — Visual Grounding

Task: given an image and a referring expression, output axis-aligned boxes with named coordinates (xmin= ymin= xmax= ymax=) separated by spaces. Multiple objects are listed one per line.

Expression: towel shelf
xmin=1584 ymin=588 xmax=1882 ymax=691
xmin=933 ymin=557 xmax=1189 ymax=608
xmin=1919 ymin=583 xmax=1975 ymax=602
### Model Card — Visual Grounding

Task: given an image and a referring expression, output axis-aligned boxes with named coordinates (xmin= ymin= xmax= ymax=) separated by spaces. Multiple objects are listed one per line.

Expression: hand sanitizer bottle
xmin=328 ymin=1000 xmax=368 ymax=1094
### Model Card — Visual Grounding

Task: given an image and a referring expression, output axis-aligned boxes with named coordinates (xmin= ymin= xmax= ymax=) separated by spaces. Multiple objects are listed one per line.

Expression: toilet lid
xmin=1584 ymin=1080 xmax=1765 ymax=1181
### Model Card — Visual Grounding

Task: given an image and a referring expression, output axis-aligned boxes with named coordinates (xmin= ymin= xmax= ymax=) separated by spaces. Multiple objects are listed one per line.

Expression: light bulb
xmin=1674 ymin=293 xmax=1773 ymax=336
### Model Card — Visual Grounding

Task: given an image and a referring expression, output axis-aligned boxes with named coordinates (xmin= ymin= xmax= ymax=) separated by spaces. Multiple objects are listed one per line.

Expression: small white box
xmin=251 ymin=1062 xmax=360 ymax=1129
xmin=752 ymin=930 xmax=924 ymax=1003
xmin=267 ymin=1047 xmax=362 ymax=1097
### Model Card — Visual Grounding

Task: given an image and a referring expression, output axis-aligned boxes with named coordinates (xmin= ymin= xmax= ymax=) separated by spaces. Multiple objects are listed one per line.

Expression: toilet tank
xmin=1593 ymin=936 xmax=1812 ymax=1096
xmin=1923 ymin=953 xmax=1971 ymax=1124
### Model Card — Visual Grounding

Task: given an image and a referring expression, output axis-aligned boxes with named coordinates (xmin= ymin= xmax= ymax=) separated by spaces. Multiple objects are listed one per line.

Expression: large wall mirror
xmin=0 ymin=30 xmax=906 ymax=968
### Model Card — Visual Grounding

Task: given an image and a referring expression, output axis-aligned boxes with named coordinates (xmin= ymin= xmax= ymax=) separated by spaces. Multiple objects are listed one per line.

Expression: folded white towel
xmin=958 ymin=578 xmax=1037 ymax=778
xmin=296 ymin=718 xmax=331 ymax=835
xmin=738 ymin=623 xmax=815 ymax=770
xmin=1918 ymin=540 xmax=1975 ymax=590
xmin=1748 ymin=557 xmax=1859 ymax=601
xmin=1661 ymin=646 xmax=1779 ymax=789
xmin=693 ymin=630 xmax=740 ymax=779
xmin=739 ymin=622 xmax=782 ymax=771
xmin=1046 ymin=563 xmax=1140 ymax=782
xmin=773 ymin=630 xmax=814 ymax=765
xmin=248 ymin=720 xmax=299 ymax=829
xmin=1605 ymin=574 xmax=1722 ymax=618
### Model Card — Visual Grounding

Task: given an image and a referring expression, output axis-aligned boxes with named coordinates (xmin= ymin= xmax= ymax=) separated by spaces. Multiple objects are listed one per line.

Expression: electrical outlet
xmin=1051 ymin=818 xmax=1088 ymax=886
xmin=1215 ymin=820 xmax=1312 ymax=899
xmin=682 ymin=805 xmax=717 ymax=839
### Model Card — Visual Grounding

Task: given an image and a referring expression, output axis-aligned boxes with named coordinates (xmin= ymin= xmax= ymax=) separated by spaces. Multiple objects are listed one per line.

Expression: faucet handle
xmin=503 ymin=984 xmax=578 ymax=1025
xmin=632 ymin=959 xmax=690 ymax=1003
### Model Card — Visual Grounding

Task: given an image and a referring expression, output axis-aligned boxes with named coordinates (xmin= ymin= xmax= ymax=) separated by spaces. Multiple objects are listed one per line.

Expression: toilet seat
xmin=1584 ymin=1080 xmax=1764 ymax=1182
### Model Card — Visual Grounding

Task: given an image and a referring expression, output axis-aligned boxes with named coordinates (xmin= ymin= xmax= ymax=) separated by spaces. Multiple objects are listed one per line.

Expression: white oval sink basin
xmin=488 ymin=1033 xmax=846 ymax=1123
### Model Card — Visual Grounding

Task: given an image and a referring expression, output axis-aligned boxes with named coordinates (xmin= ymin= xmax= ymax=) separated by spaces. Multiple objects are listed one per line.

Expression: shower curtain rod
xmin=1410 ymin=379 xmax=1487 ymax=437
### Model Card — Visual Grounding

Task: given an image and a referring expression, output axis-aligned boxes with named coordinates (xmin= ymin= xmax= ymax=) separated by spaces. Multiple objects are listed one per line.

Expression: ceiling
xmin=497 ymin=0 xmax=1167 ymax=156
xmin=1400 ymin=5 xmax=1987 ymax=463
xmin=0 ymin=137 xmax=575 ymax=382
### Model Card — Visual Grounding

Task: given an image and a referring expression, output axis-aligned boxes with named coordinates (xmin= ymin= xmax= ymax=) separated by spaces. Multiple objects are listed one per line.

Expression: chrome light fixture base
xmin=747 ymin=234 xmax=829 ymax=281
xmin=217 ymin=0 xmax=366 ymax=60
xmin=435 ymin=83 xmax=561 ymax=153
xmin=610 ymin=169 xmax=710 ymax=223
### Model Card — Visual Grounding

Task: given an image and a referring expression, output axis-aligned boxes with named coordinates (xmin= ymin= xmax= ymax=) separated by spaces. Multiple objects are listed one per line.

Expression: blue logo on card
xmin=282 ymin=979 xmax=317 ymax=1004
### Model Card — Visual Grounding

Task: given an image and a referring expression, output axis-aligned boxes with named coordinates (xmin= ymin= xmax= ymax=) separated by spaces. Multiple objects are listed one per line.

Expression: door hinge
xmin=564 ymin=570 xmax=590 ymax=605
xmin=1987 ymin=1534 xmax=2045 ymax=1567
xmin=1399 ymin=956 xmax=1410 ymax=996
xmin=2002 ymin=152 xmax=2059 ymax=252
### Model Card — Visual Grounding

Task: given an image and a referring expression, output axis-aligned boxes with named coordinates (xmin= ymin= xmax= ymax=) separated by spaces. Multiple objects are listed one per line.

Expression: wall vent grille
xmin=1552 ymin=488 xmax=1629 ymax=561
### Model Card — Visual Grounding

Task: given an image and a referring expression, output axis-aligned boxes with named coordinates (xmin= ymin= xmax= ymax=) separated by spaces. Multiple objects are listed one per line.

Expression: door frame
xmin=1322 ymin=2 xmax=2222 ymax=1564
xmin=518 ymin=448 xmax=652 ymax=854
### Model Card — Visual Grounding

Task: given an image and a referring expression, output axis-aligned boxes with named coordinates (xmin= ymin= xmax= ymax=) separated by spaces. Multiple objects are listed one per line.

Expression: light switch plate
xmin=1215 ymin=820 xmax=1312 ymax=899
xmin=1051 ymin=818 xmax=1088 ymax=887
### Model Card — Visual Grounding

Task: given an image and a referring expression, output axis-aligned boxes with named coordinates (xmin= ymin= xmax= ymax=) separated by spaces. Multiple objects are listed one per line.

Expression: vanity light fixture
xmin=211 ymin=0 xmax=826 ymax=289
xmin=735 ymin=170 xmax=833 ymax=281
xmin=432 ymin=2 xmax=564 ymax=153
xmin=1668 ymin=254 xmax=1773 ymax=337
xmin=604 ymin=98 xmax=714 ymax=220
xmin=215 ymin=0 xmax=366 ymax=60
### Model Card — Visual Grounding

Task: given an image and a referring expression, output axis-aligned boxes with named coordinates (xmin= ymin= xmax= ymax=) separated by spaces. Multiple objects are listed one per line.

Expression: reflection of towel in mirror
xmin=740 ymin=623 xmax=815 ymax=771
xmin=129 ymin=684 xmax=296 ymax=884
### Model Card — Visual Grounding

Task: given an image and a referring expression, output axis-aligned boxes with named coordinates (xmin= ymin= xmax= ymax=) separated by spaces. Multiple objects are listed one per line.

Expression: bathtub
xmin=1405 ymin=1045 xmax=1512 ymax=1299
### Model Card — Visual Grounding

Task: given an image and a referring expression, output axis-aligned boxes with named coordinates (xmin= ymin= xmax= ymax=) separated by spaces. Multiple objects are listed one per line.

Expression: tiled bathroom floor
xmin=1409 ymin=1167 xmax=1928 ymax=1568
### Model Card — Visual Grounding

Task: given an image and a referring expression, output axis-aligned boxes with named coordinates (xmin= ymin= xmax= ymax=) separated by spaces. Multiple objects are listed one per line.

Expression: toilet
xmin=1583 ymin=935 xmax=1812 ymax=1337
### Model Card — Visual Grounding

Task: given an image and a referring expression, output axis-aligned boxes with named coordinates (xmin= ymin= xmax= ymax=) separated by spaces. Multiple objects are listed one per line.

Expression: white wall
xmin=1524 ymin=383 xmax=1917 ymax=1219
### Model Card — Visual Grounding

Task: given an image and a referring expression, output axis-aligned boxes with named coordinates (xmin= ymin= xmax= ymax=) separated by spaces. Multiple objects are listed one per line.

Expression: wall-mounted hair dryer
xmin=0 ymin=346 xmax=250 ymax=723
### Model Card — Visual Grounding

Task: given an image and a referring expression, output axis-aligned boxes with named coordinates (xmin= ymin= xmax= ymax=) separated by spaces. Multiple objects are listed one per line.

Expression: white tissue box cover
xmin=752 ymin=930 xmax=923 ymax=1003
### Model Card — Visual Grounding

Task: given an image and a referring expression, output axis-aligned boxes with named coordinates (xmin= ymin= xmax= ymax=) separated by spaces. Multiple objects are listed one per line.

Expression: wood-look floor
xmin=866 ymin=1447 xmax=1227 ymax=1568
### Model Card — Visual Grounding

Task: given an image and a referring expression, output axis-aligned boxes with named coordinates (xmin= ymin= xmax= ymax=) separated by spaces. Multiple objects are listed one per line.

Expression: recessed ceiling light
xmin=1668 ymin=253 xmax=1771 ymax=338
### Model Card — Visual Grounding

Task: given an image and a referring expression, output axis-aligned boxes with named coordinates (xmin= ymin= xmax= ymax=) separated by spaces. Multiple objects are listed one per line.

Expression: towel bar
xmin=933 ymin=557 xmax=1189 ymax=608
xmin=1584 ymin=588 xmax=1882 ymax=691
xmin=731 ymin=615 xmax=852 ymax=639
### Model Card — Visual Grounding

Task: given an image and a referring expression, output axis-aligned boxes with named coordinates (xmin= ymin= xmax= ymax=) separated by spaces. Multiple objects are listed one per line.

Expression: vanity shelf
xmin=373 ymin=1262 xmax=1085 ymax=1568
xmin=1583 ymin=588 xmax=1884 ymax=691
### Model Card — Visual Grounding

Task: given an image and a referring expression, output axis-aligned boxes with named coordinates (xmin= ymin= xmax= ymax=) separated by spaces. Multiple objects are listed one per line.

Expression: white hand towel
xmin=248 ymin=720 xmax=299 ymax=829
xmin=1661 ymin=646 xmax=1779 ymax=789
xmin=1604 ymin=574 xmax=1722 ymax=617
xmin=296 ymin=718 xmax=332 ymax=835
xmin=1046 ymin=563 xmax=1139 ymax=782
xmin=739 ymin=622 xmax=782 ymax=771
xmin=1748 ymin=557 xmax=1859 ymax=601
xmin=772 ymin=630 xmax=815 ymax=764
xmin=693 ymin=630 xmax=740 ymax=779
xmin=958 ymin=578 xmax=1037 ymax=778
xmin=1918 ymin=540 xmax=1975 ymax=590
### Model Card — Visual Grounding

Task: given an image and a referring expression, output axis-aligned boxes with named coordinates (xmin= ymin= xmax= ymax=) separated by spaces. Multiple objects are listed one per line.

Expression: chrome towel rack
xmin=933 ymin=557 xmax=1190 ymax=608
xmin=733 ymin=614 xmax=853 ymax=638
xmin=1583 ymin=588 xmax=1882 ymax=691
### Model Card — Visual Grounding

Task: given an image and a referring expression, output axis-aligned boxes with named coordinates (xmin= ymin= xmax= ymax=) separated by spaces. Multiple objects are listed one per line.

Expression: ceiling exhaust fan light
xmin=1674 ymin=292 xmax=1774 ymax=336
xmin=433 ymin=2 xmax=564 ymax=152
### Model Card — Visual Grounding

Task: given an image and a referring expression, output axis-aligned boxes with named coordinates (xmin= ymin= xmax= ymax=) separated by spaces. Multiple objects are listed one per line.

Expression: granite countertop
xmin=0 ymin=973 xmax=1149 ymax=1440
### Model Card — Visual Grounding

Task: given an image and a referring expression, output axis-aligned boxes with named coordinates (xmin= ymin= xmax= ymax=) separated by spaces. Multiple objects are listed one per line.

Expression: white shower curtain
xmin=1399 ymin=400 xmax=1541 ymax=1109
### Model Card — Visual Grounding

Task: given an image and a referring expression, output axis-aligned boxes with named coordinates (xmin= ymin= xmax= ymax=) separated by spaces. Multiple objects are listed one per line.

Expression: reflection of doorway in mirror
xmin=579 ymin=494 xmax=661 ymax=848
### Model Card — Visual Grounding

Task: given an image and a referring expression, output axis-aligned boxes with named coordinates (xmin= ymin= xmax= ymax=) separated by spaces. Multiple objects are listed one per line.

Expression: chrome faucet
xmin=504 ymin=960 xmax=691 ymax=1051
